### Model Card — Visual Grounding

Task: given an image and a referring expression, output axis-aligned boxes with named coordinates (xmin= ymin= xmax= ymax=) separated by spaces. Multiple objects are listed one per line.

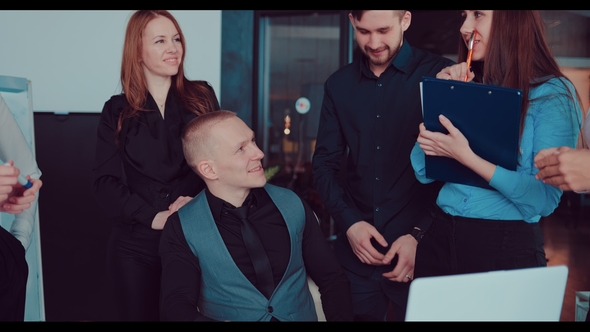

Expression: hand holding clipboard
xmin=419 ymin=77 xmax=522 ymax=189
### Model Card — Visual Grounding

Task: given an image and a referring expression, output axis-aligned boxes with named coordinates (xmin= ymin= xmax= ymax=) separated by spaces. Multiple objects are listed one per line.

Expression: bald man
xmin=159 ymin=110 xmax=353 ymax=322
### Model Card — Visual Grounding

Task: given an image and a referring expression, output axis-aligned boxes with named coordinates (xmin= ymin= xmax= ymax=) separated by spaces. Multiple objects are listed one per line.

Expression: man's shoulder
xmin=263 ymin=184 xmax=304 ymax=206
xmin=408 ymin=45 xmax=455 ymax=70
xmin=263 ymin=183 xmax=297 ymax=196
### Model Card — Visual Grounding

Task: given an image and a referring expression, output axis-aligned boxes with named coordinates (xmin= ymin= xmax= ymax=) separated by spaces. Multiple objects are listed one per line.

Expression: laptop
xmin=405 ymin=265 xmax=568 ymax=321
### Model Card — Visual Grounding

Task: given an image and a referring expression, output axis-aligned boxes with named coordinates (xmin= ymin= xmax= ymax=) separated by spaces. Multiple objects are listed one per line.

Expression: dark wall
xmin=220 ymin=10 xmax=255 ymax=127
xmin=34 ymin=113 xmax=114 ymax=321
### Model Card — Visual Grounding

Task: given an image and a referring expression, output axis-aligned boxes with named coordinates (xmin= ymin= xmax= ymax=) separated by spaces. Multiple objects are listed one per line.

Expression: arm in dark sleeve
xmin=92 ymin=98 xmax=159 ymax=227
xmin=159 ymin=212 xmax=216 ymax=321
xmin=311 ymin=81 xmax=362 ymax=233
xmin=301 ymin=200 xmax=354 ymax=321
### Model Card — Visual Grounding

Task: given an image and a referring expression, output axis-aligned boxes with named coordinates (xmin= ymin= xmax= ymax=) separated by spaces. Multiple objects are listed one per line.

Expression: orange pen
xmin=465 ymin=30 xmax=477 ymax=82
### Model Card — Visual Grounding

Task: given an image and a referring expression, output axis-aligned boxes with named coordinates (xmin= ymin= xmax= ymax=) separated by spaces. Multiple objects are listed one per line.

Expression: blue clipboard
xmin=421 ymin=77 xmax=522 ymax=190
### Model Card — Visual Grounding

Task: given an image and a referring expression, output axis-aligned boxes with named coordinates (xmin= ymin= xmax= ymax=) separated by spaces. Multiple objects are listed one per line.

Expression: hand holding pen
xmin=0 ymin=158 xmax=42 ymax=214
xmin=435 ymin=30 xmax=477 ymax=82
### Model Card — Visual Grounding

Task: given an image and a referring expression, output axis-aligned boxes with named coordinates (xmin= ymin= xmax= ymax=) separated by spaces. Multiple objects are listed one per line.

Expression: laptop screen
xmin=405 ymin=265 xmax=568 ymax=321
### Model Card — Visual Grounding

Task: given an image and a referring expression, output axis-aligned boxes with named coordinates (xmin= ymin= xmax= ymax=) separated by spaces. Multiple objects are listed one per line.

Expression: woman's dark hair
xmin=457 ymin=10 xmax=583 ymax=144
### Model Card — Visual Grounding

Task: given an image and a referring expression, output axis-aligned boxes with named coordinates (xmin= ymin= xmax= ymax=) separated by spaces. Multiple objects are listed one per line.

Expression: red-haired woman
xmin=410 ymin=11 xmax=583 ymax=277
xmin=93 ymin=10 xmax=219 ymax=321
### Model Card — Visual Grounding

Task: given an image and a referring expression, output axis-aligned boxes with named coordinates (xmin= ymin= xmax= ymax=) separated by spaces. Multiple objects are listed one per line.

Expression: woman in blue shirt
xmin=410 ymin=10 xmax=584 ymax=277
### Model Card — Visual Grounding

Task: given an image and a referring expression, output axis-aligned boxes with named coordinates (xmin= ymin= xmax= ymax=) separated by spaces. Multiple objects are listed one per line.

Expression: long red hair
xmin=115 ymin=10 xmax=217 ymax=142
xmin=457 ymin=10 xmax=583 ymax=145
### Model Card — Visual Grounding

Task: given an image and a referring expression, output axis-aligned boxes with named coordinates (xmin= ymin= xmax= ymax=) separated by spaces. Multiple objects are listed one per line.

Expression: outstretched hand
xmin=535 ymin=146 xmax=590 ymax=192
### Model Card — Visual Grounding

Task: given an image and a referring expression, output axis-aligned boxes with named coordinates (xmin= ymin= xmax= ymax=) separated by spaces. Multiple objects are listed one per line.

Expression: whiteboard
xmin=0 ymin=10 xmax=221 ymax=113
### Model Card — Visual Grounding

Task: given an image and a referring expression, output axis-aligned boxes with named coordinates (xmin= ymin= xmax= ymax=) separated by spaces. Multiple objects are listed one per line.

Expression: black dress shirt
xmin=312 ymin=40 xmax=454 ymax=273
xmin=159 ymin=187 xmax=354 ymax=321
xmin=93 ymin=82 xmax=219 ymax=231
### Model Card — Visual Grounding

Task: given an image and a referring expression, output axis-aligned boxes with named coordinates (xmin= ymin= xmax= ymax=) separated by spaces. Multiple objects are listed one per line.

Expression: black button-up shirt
xmin=312 ymin=40 xmax=454 ymax=266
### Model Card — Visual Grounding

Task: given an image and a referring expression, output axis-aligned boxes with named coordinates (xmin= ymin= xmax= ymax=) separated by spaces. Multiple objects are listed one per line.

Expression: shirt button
xmin=376 ymin=114 xmax=381 ymax=118
xmin=376 ymin=145 xmax=381 ymax=150
xmin=463 ymin=198 xmax=467 ymax=203
xmin=375 ymin=207 xmax=380 ymax=212
xmin=376 ymin=177 xmax=380 ymax=181
xmin=268 ymin=306 xmax=274 ymax=313
xmin=159 ymin=188 xmax=169 ymax=199
xmin=377 ymin=83 xmax=383 ymax=87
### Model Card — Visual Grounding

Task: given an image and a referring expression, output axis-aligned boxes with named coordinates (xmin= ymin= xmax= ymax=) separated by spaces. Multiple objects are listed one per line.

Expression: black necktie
xmin=229 ymin=204 xmax=275 ymax=299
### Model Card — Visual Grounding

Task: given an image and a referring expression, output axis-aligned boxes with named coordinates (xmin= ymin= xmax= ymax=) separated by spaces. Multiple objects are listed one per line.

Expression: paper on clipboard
xmin=420 ymin=77 xmax=522 ymax=190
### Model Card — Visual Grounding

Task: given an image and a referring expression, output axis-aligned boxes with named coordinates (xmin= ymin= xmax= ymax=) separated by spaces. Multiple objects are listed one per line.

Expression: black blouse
xmin=93 ymin=82 xmax=220 ymax=230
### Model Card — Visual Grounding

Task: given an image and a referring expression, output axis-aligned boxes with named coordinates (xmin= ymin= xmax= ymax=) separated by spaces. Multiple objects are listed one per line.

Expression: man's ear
xmin=197 ymin=160 xmax=217 ymax=180
xmin=401 ymin=11 xmax=411 ymax=32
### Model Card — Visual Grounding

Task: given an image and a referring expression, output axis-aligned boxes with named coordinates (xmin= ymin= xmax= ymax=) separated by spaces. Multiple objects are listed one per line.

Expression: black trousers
xmin=343 ymin=266 xmax=410 ymax=321
xmin=0 ymin=226 xmax=28 ymax=321
xmin=106 ymin=223 xmax=162 ymax=321
xmin=415 ymin=207 xmax=546 ymax=279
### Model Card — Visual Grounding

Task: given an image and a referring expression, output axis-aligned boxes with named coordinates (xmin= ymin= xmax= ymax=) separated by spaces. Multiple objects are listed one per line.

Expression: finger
xmin=438 ymin=114 xmax=457 ymax=134
xmin=1 ymin=202 xmax=28 ymax=214
xmin=369 ymin=229 xmax=388 ymax=248
xmin=537 ymin=155 xmax=560 ymax=170
xmin=385 ymin=262 xmax=412 ymax=283
xmin=0 ymin=185 xmax=13 ymax=195
xmin=382 ymin=241 xmax=400 ymax=265
xmin=21 ymin=178 xmax=42 ymax=197
xmin=0 ymin=174 xmax=18 ymax=186
xmin=359 ymin=245 xmax=386 ymax=264
xmin=352 ymin=247 xmax=376 ymax=265
xmin=418 ymin=122 xmax=427 ymax=133
xmin=382 ymin=268 xmax=398 ymax=281
xmin=435 ymin=67 xmax=453 ymax=80
xmin=9 ymin=192 xmax=35 ymax=206
xmin=382 ymin=266 xmax=412 ymax=282
xmin=449 ymin=63 xmax=467 ymax=81
xmin=0 ymin=161 xmax=16 ymax=174
xmin=533 ymin=149 xmax=554 ymax=163
xmin=542 ymin=175 xmax=565 ymax=187
xmin=354 ymin=237 xmax=387 ymax=265
xmin=536 ymin=165 xmax=559 ymax=181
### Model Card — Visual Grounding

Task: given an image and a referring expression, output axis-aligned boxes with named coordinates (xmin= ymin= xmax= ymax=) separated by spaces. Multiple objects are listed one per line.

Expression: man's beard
xmin=364 ymin=43 xmax=401 ymax=67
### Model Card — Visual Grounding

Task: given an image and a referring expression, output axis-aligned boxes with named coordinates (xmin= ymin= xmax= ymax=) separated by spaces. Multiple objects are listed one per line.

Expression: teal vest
xmin=178 ymin=184 xmax=318 ymax=322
